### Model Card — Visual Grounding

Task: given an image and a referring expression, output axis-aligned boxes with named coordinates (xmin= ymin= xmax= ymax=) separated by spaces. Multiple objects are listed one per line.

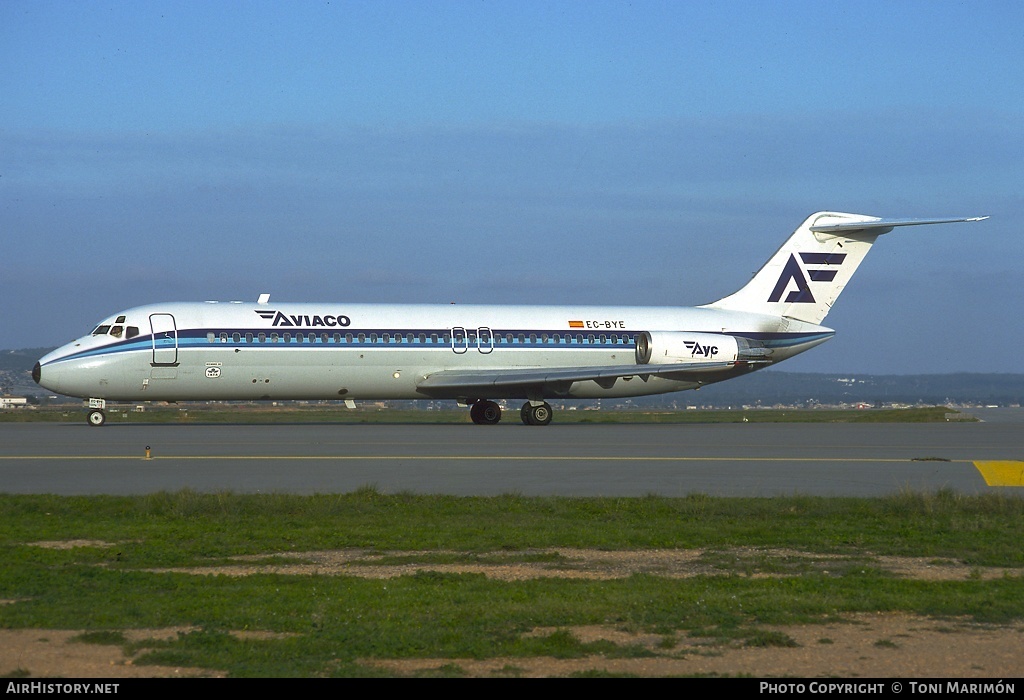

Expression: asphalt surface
xmin=2 ymin=419 xmax=1022 ymax=497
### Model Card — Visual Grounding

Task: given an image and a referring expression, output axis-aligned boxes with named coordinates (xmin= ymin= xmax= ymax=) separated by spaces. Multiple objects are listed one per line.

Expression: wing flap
xmin=415 ymin=361 xmax=759 ymax=394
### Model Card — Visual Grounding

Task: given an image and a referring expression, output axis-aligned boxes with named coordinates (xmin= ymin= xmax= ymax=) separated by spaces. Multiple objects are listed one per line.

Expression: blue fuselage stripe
xmin=43 ymin=328 xmax=832 ymax=366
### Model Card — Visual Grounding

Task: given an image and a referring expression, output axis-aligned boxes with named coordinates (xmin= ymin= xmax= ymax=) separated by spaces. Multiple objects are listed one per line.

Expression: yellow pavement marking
xmin=0 ymin=455 xmax=976 ymax=463
xmin=973 ymin=461 xmax=1024 ymax=487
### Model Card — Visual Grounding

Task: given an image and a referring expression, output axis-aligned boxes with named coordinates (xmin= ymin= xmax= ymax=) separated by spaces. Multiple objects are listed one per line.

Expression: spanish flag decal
xmin=568 ymin=320 xmax=584 ymax=328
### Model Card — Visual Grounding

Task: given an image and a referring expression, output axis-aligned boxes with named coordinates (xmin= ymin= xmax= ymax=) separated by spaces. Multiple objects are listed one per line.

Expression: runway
xmin=2 ymin=421 xmax=1022 ymax=497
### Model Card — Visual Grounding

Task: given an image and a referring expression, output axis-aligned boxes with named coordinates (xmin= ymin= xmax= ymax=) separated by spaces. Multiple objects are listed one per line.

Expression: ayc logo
xmin=768 ymin=252 xmax=847 ymax=304
xmin=684 ymin=340 xmax=718 ymax=357
xmin=255 ymin=310 xmax=352 ymax=327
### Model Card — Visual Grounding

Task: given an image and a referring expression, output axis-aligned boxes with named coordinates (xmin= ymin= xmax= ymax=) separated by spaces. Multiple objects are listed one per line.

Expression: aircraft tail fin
xmin=703 ymin=212 xmax=987 ymax=325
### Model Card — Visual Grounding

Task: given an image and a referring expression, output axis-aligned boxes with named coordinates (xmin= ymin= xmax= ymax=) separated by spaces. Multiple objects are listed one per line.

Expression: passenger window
xmin=207 ymin=333 xmax=216 ymax=342
xmin=245 ymin=333 xmax=253 ymax=343
xmin=232 ymin=333 xmax=241 ymax=343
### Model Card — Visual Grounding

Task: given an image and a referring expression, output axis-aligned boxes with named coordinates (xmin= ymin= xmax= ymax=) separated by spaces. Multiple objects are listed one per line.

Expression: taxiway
xmin=1 ymin=421 xmax=1021 ymax=496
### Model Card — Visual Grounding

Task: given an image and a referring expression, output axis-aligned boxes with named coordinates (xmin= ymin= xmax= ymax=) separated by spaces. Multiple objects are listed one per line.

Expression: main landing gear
xmin=520 ymin=401 xmax=552 ymax=426
xmin=469 ymin=400 xmax=502 ymax=425
xmin=467 ymin=400 xmax=553 ymax=426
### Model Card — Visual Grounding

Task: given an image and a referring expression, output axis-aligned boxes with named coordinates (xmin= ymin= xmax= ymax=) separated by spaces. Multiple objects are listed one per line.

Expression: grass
xmin=1 ymin=489 xmax=1022 ymax=676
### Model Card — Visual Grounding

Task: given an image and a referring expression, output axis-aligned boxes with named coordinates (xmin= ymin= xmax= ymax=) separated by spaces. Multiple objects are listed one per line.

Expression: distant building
xmin=1 ymin=396 xmax=28 ymax=409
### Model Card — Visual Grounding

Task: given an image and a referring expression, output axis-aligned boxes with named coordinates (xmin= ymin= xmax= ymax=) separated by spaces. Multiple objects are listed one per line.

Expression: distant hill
xmin=0 ymin=348 xmax=55 ymax=372
xmin=665 ymin=370 xmax=1024 ymax=407
xmin=3 ymin=347 xmax=1023 ymax=406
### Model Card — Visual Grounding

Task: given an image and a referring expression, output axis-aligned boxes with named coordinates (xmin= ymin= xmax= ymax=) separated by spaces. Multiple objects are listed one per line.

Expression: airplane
xmin=33 ymin=211 xmax=987 ymax=426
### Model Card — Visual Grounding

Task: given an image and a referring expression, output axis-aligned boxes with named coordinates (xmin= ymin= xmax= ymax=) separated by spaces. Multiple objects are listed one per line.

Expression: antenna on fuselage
xmin=257 ymin=293 xmax=270 ymax=304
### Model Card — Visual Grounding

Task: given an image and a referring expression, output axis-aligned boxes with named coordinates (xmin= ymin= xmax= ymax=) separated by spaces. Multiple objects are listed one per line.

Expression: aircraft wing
xmin=416 ymin=361 xmax=758 ymax=396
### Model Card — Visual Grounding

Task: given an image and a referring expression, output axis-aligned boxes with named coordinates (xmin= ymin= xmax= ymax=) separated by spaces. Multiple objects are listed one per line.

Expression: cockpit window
xmin=90 ymin=321 xmax=136 ymax=339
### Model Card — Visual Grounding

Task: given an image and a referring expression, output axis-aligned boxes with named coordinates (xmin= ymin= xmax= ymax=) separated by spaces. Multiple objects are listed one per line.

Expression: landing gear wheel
xmin=480 ymin=401 xmax=501 ymax=424
xmin=520 ymin=402 xmax=552 ymax=426
xmin=470 ymin=400 xmax=502 ymax=425
xmin=87 ymin=409 xmax=106 ymax=427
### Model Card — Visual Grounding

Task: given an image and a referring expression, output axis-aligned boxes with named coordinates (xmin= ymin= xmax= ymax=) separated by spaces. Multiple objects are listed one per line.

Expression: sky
xmin=2 ymin=0 xmax=1022 ymax=374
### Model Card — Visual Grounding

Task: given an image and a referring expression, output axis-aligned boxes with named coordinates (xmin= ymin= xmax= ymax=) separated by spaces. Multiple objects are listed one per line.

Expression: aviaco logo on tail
xmin=768 ymin=252 xmax=848 ymax=304
xmin=254 ymin=310 xmax=352 ymax=327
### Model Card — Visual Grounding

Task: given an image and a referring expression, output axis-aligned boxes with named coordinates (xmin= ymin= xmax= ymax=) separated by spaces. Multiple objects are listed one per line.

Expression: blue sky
xmin=3 ymin=1 xmax=1022 ymax=374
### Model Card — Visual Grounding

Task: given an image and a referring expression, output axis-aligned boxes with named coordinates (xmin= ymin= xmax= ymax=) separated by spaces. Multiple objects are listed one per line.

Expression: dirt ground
xmin=3 ymin=545 xmax=1022 ymax=678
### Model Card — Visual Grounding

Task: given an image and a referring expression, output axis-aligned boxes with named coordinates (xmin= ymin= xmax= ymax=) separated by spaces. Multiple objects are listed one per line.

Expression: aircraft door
xmin=150 ymin=313 xmax=179 ymax=365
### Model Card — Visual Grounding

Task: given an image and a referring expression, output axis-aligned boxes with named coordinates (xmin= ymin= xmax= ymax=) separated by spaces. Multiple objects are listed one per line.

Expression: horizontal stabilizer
xmin=810 ymin=216 xmax=988 ymax=235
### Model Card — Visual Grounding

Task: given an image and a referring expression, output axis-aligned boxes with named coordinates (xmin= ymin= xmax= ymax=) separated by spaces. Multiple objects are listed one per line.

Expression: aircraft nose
xmin=32 ymin=362 xmax=42 ymax=385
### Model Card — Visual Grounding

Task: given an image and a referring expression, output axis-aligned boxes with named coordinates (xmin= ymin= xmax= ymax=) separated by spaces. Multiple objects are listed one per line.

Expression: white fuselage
xmin=33 ymin=211 xmax=985 ymax=426
xmin=35 ymin=301 xmax=833 ymax=403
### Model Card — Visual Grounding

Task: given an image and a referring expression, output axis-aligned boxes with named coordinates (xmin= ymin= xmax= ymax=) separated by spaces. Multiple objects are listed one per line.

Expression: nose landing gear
xmin=86 ymin=398 xmax=107 ymax=427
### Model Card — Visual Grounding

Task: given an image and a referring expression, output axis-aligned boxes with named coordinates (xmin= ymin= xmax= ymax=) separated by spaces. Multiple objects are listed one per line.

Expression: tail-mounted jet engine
xmin=635 ymin=331 xmax=771 ymax=365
